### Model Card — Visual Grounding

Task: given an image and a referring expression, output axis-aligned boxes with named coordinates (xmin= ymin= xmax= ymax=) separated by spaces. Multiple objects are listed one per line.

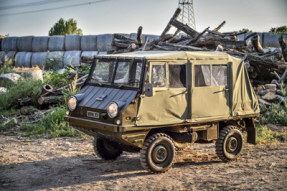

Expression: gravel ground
xmin=0 ymin=135 xmax=286 ymax=191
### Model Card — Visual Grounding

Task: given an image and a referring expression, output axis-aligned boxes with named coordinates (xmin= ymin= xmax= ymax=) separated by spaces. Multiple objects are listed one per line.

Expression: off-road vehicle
xmin=64 ymin=51 xmax=259 ymax=173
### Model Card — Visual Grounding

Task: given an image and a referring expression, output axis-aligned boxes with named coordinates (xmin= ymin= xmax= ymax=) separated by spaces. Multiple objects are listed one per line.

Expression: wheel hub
xmin=226 ymin=136 xmax=238 ymax=152
xmin=152 ymin=145 xmax=167 ymax=163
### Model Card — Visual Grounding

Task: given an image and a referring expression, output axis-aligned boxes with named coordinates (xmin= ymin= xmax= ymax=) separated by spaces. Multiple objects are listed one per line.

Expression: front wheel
xmin=216 ymin=126 xmax=243 ymax=162
xmin=93 ymin=137 xmax=123 ymax=160
xmin=140 ymin=133 xmax=176 ymax=173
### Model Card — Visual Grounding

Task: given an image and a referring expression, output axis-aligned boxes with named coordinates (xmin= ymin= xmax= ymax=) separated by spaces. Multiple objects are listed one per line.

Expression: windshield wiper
xmin=91 ymin=79 xmax=102 ymax=86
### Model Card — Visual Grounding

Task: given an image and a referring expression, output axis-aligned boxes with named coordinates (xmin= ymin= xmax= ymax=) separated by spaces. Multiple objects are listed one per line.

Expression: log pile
xmin=254 ymin=82 xmax=287 ymax=122
xmin=109 ymin=8 xmax=287 ymax=85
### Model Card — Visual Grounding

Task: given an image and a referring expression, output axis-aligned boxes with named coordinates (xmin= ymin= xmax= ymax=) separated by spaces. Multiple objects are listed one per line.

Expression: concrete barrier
xmin=64 ymin=51 xmax=81 ymax=66
xmin=17 ymin=36 xmax=34 ymax=52
xmin=15 ymin=52 xmax=32 ymax=68
xmin=32 ymin=36 xmax=49 ymax=52
xmin=65 ymin=35 xmax=81 ymax=51
xmin=48 ymin=36 xmax=65 ymax=51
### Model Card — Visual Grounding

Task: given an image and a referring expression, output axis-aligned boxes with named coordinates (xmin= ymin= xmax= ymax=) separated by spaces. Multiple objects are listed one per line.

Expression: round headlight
xmin=68 ymin=96 xmax=77 ymax=111
xmin=107 ymin=102 xmax=119 ymax=118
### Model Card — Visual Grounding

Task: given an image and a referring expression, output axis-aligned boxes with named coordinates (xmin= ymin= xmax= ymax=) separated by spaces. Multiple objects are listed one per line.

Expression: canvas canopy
xmin=97 ymin=51 xmax=259 ymax=126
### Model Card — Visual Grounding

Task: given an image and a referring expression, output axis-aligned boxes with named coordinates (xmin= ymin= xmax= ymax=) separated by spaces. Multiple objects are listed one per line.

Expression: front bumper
xmin=64 ymin=115 xmax=119 ymax=132
xmin=64 ymin=115 xmax=149 ymax=148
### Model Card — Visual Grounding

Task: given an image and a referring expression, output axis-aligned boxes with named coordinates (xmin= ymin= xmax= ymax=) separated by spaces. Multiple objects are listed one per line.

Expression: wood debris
xmin=106 ymin=8 xmax=287 ymax=86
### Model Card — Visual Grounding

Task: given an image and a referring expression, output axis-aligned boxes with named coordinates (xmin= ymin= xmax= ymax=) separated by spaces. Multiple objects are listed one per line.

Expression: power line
xmin=0 ymin=0 xmax=110 ymax=17
xmin=0 ymin=0 xmax=72 ymax=10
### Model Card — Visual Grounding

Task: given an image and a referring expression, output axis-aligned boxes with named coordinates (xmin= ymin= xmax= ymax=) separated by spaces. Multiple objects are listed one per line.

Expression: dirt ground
xmin=0 ymin=135 xmax=286 ymax=191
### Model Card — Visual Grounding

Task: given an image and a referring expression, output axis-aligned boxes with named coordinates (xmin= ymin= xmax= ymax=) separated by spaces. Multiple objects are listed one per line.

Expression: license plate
xmin=87 ymin=111 xmax=99 ymax=119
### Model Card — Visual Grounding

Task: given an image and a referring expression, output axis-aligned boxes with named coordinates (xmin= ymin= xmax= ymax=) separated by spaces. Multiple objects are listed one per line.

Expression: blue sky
xmin=0 ymin=0 xmax=286 ymax=36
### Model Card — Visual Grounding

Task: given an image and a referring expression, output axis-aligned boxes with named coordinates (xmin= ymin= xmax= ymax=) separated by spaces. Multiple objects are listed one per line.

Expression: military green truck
xmin=64 ymin=51 xmax=259 ymax=173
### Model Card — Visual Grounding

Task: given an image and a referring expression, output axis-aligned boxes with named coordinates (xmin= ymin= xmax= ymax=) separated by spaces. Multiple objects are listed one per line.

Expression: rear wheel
xmin=216 ymin=126 xmax=243 ymax=162
xmin=140 ymin=133 xmax=176 ymax=173
xmin=93 ymin=137 xmax=123 ymax=160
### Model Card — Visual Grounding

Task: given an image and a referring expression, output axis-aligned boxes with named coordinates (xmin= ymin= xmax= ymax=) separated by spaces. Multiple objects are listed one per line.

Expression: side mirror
xmin=144 ymin=83 xmax=153 ymax=97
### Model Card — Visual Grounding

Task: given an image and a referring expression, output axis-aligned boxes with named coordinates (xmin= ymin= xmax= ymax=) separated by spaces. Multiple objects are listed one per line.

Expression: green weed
xmin=0 ymin=77 xmax=43 ymax=110
xmin=19 ymin=106 xmax=82 ymax=138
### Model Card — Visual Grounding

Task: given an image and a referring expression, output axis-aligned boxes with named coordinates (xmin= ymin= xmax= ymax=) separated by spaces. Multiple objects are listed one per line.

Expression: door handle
xmin=224 ymin=88 xmax=229 ymax=92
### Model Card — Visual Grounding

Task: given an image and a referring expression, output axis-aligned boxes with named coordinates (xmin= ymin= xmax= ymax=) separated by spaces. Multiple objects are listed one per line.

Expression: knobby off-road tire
xmin=93 ymin=137 xmax=123 ymax=160
xmin=174 ymin=142 xmax=189 ymax=151
xmin=140 ymin=133 xmax=176 ymax=173
xmin=216 ymin=126 xmax=243 ymax=162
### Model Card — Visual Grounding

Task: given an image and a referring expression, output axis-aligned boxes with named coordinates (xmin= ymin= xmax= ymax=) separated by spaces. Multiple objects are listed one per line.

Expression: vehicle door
xmin=191 ymin=61 xmax=231 ymax=122
xmin=136 ymin=61 xmax=188 ymax=126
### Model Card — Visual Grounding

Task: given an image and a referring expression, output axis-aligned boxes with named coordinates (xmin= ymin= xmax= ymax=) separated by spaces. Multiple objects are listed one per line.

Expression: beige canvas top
xmin=95 ymin=51 xmax=230 ymax=61
xmin=113 ymin=51 xmax=261 ymax=126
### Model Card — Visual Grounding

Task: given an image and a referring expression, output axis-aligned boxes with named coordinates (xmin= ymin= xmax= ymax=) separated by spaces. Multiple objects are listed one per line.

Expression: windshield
xmin=90 ymin=60 xmax=143 ymax=88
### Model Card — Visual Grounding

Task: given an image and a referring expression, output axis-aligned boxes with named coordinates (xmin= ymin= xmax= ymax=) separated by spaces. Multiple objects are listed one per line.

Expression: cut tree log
xmin=36 ymin=84 xmax=54 ymax=98
xmin=168 ymin=29 xmax=181 ymax=43
xmin=137 ymin=26 xmax=143 ymax=47
xmin=20 ymin=106 xmax=33 ymax=115
xmin=244 ymin=32 xmax=257 ymax=43
xmin=262 ymin=92 xmax=277 ymax=101
xmin=258 ymin=98 xmax=272 ymax=107
xmin=160 ymin=8 xmax=181 ymax=38
xmin=216 ymin=45 xmax=224 ymax=52
xmin=113 ymin=34 xmax=137 ymax=43
xmin=251 ymin=35 xmax=264 ymax=54
xmin=38 ymin=96 xmax=65 ymax=105
xmin=257 ymin=89 xmax=273 ymax=96
xmin=278 ymin=68 xmax=287 ymax=84
xmin=213 ymin=21 xmax=226 ymax=32
xmin=276 ymin=95 xmax=287 ymax=102
xmin=278 ymin=35 xmax=287 ymax=62
xmin=171 ymin=19 xmax=199 ymax=38
xmin=265 ymin=84 xmax=277 ymax=91
xmin=158 ymin=42 xmax=207 ymax=51
xmin=185 ymin=27 xmax=210 ymax=45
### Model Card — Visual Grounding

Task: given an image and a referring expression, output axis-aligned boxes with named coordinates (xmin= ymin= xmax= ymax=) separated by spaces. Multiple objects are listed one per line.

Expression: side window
xmin=212 ymin=65 xmax=227 ymax=86
xmin=152 ymin=65 xmax=166 ymax=87
xmin=169 ymin=64 xmax=186 ymax=88
xmin=194 ymin=65 xmax=211 ymax=87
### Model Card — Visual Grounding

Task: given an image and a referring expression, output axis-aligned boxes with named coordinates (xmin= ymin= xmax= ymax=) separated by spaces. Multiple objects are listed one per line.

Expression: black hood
xmin=77 ymin=85 xmax=137 ymax=111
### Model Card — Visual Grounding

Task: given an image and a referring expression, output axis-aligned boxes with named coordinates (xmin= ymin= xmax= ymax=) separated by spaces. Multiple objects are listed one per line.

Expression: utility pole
xmin=178 ymin=0 xmax=196 ymax=30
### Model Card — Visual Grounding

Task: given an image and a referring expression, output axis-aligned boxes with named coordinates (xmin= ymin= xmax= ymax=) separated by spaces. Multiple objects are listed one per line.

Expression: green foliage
xmin=239 ymin=28 xmax=253 ymax=33
xmin=61 ymin=74 xmax=81 ymax=102
xmin=0 ymin=61 xmax=14 ymax=75
xmin=255 ymin=123 xmax=286 ymax=144
xmin=78 ymin=65 xmax=90 ymax=75
xmin=43 ymin=70 xmax=70 ymax=88
xmin=269 ymin=26 xmax=287 ymax=35
xmin=48 ymin=18 xmax=83 ymax=36
xmin=5 ymin=33 xmax=9 ymax=37
xmin=20 ymin=106 xmax=82 ymax=138
xmin=0 ymin=77 xmax=43 ymax=110
xmin=46 ymin=52 xmax=64 ymax=71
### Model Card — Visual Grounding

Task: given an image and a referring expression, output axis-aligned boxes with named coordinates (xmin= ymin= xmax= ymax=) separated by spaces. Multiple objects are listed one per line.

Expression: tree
xmin=269 ymin=26 xmax=287 ymax=35
xmin=48 ymin=18 xmax=83 ymax=36
xmin=238 ymin=28 xmax=253 ymax=33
